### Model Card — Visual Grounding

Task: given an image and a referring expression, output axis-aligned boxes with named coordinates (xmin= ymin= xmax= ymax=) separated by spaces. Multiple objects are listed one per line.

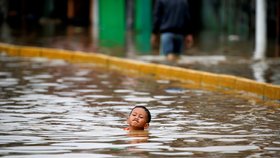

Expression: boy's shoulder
xmin=123 ymin=127 xmax=130 ymax=131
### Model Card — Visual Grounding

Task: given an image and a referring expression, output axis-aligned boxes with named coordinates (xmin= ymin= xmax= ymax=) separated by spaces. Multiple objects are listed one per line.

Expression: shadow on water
xmin=0 ymin=23 xmax=280 ymax=85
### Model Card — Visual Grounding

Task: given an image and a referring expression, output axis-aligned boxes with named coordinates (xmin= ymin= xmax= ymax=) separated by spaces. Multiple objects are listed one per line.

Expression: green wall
xmin=98 ymin=0 xmax=125 ymax=49
xmin=134 ymin=0 xmax=152 ymax=54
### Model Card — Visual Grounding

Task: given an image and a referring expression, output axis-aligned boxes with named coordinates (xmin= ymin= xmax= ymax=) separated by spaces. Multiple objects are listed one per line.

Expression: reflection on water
xmin=0 ymin=53 xmax=280 ymax=157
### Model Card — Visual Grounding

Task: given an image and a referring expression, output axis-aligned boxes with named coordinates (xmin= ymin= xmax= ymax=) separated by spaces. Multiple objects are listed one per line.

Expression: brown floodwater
xmin=1 ymin=23 xmax=280 ymax=85
xmin=0 ymin=52 xmax=280 ymax=157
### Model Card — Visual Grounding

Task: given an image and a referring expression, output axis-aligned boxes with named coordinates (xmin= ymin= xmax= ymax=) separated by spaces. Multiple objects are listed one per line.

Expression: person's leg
xmin=173 ymin=34 xmax=185 ymax=56
xmin=166 ymin=52 xmax=179 ymax=62
xmin=160 ymin=33 xmax=178 ymax=62
xmin=164 ymin=34 xmax=184 ymax=62
xmin=160 ymin=33 xmax=173 ymax=56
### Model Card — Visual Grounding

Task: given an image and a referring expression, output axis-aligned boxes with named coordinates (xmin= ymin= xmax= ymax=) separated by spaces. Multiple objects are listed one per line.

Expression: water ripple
xmin=0 ymin=54 xmax=280 ymax=157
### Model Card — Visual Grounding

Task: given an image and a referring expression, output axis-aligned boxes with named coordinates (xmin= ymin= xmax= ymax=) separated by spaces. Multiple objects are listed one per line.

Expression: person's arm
xmin=151 ymin=0 xmax=163 ymax=48
xmin=184 ymin=0 xmax=193 ymax=48
xmin=152 ymin=0 xmax=163 ymax=34
xmin=185 ymin=34 xmax=193 ymax=48
xmin=151 ymin=34 xmax=159 ymax=48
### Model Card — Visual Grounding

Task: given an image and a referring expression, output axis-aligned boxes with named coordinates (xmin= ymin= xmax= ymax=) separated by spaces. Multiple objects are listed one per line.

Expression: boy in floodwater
xmin=124 ymin=106 xmax=151 ymax=131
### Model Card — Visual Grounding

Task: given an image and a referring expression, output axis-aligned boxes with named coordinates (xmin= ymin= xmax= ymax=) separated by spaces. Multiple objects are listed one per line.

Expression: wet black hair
xmin=129 ymin=106 xmax=151 ymax=123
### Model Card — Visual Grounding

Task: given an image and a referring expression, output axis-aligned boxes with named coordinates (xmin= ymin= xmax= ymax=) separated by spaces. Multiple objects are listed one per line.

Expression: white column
xmin=89 ymin=0 xmax=99 ymax=46
xmin=253 ymin=0 xmax=267 ymax=60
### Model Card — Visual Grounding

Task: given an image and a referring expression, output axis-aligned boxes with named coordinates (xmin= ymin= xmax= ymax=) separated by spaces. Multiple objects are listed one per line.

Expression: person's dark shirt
xmin=152 ymin=0 xmax=192 ymax=35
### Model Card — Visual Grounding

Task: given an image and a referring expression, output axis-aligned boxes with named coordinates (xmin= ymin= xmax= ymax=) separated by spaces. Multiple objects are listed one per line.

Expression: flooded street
xmin=1 ymin=53 xmax=280 ymax=157
xmin=1 ymin=23 xmax=280 ymax=85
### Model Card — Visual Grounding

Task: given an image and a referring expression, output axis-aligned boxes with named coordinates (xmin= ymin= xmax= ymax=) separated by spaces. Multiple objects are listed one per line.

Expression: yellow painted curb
xmin=138 ymin=62 xmax=157 ymax=76
xmin=1 ymin=43 xmax=280 ymax=102
xmin=0 ymin=43 xmax=10 ymax=52
xmin=201 ymin=72 xmax=219 ymax=88
xmin=171 ymin=67 xmax=202 ymax=84
xmin=19 ymin=46 xmax=41 ymax=57
xmin=155 ymin=64 xmax=172 ymax=79
xmin=108 ymin=57 xmax=141 ymax=73
xmin=72 ymin=51 xmax=109 ymax=66
xmin=249 ymin=81 xmax=266 ymax=97
xmin=5 ymin=45 xmax=20 ymax=56
xmin=235 ymin=77 xmax=266 ymax=96
xmin=217 ymin=74 xmax=237 ymax=89
xmin=235 ymin=78 xmax=253 ymax=92
xmin=264 ymin=84 xmax=280 ymax=100
xmin=41 ymin=48 xmax=73 ymax=61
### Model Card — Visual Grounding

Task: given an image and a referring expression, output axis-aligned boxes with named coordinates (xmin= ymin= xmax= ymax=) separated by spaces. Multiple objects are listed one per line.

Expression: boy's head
xmin=127 ymin=106 xmax=151 ymax=130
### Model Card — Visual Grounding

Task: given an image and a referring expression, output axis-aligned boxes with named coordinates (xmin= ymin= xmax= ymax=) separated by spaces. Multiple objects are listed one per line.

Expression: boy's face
xmin=127 ymin=107 xmax=149 ymax=130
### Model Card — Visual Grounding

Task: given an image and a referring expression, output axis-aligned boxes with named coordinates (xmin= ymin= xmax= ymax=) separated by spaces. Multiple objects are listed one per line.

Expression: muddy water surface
xmin=0 ymin=52 xmax=280 ymax=157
